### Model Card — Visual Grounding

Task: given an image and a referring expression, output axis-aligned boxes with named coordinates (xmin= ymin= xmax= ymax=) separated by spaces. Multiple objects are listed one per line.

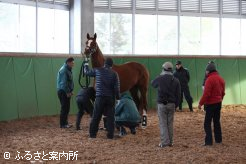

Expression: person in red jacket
xmin=198 ymin=62 xmax=225 ymax=146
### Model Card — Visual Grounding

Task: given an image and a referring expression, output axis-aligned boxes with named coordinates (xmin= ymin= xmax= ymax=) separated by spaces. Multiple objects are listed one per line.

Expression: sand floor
xmin=0 ymin=105 xmax=245 ymax=163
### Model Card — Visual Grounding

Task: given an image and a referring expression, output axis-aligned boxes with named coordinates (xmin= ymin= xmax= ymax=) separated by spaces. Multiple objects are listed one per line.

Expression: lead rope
xmin=78 ymin=54 xmax=90 ymax=88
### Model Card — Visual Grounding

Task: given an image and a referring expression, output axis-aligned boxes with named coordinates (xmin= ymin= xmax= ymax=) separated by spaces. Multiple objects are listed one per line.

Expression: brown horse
xmin=84 ymin=33 xmax=149 ymax=126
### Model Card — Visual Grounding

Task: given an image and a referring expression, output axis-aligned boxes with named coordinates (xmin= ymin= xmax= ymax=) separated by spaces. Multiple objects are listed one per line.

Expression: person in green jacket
xmin=57 ymin=57 xmax=74 ymax=128
xmin=115 ymin=92 xmax=141 ymax=136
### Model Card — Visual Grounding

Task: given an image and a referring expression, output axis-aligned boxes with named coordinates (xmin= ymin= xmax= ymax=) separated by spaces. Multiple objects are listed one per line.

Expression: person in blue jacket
xmin=57 ymin=57 xmax=74 ymax=128
xmin=84 ymin=57 xmax=120 ymax=139
xmin=115 ymin=92 xmax=141 ymax=136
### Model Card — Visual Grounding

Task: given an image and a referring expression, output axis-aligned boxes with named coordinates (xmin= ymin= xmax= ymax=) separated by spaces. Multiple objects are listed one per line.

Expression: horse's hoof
xmin=141 ymin=115 xmax=147 ymax=129
xmin=141 ymin=125 xmax=147 ymax=129
xmin=141 ymin=123 xmax=147 ymax=129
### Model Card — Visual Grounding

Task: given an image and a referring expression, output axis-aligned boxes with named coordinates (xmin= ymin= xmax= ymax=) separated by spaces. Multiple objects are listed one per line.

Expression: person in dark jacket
xmin=115 ymin=92 xmax=141 ymax=136
xmin=152 ymin=62 xmax=181 ymax=148
xmin=57 ymin=57 xmax=74 ymax=128
xmin=198 ymin=62 xmax=225 ymax=146
xmin=84 ymin=57 xmax=120 ymax=139
xmin=75 ymin=87 xmax=96 ymax=130
xmin=173 ymin=60 xmax=193 ymax=112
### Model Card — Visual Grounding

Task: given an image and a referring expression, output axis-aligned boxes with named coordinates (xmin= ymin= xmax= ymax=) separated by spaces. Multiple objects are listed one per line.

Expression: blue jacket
xmin=84 ymin=65 xmax=120 ymax=99
xmin=57 ymin=63 xmax=74 ymax=94
xmin=115 ymin=92 xmax=141 ymax=123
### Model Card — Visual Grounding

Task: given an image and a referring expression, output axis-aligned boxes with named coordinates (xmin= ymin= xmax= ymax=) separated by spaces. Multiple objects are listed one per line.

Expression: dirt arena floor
xmin=0 ymin=105 xmax=245 ymax=164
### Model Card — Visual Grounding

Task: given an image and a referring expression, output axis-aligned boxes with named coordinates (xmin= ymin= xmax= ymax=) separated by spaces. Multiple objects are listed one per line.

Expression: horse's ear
xmin=94 ymin=33 xmax=97 ymax=40
xmin=87 ymin=33 xmax=90 ymax=39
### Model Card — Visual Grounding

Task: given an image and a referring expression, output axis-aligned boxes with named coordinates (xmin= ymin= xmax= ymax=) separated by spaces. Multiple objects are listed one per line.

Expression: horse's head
xmin=84 ymin=33 xmax=98 ymax=58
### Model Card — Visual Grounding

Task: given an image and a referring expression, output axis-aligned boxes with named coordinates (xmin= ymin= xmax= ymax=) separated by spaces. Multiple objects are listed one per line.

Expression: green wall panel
xmin=238 ymin=59 xmax=246 ymax=104
xmin=13 ymin=58 xmax=38 ymax=118
xmin=113 ymin=58 xmax=125 ymax=65
xmin=0 ymin=56 xmax=246 ymax=121
xmin=217 ymin=59 xmax=241 ymax=105
xmin=0 ymin=58 xmax=18 ymax=121
xmin=33 ymin=58 xmax=58 ymax=116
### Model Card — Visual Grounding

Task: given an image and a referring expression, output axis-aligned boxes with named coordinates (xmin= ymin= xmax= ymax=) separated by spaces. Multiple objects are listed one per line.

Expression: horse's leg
xmin=130 ymin=86 xmax=140 ymax=112
xmin=140 ymin=87 xmax=148 ymax=115
xmin=138 ymin=84 xmax=148 ymax=128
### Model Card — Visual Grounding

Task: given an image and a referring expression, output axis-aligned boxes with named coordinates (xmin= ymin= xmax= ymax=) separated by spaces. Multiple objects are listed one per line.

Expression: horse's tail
xmin=135 ymin=62 xmax=149 ymax=112
xmin=140 ymin=64 xmax=149 ymax=88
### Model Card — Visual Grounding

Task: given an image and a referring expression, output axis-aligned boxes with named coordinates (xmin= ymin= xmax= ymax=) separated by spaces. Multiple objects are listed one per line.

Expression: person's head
xmin=104 ymin=57 xmax=113 ymax=68
xmin=175 ymin=60 xmax=182 ymax=69
xmin=206 ymin=62 xmax=216 ymax=74
xmin=162 ymin=62 xmax=173 ymax=72
xmin=66 ymin=57 xmax=75 ymax=68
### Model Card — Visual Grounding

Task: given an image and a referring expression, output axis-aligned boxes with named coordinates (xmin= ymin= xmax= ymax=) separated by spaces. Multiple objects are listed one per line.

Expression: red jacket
xmin=199 ymin=72 xmax=225 ymax=106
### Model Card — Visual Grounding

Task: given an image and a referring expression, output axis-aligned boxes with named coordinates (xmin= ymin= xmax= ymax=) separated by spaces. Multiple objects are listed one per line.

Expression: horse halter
xmin=87 ymin=46 xmax=97 ymax=54
xmin=85 ymin=40 xmax=98 ymax=57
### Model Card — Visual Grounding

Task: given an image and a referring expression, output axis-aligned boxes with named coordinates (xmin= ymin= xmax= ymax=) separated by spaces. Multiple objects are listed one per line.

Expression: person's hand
xmin=116 ymin=100 xmax=120 ymax=106
xmin=198 ymin=104 xmax=205 ymax=112
xmin=67 ymin=93 xmax=73 ymax=98
xmin=83 ymin=61 xmax=89 ymax=66
xmin=198 ymin=104 xmax=202 ymax=110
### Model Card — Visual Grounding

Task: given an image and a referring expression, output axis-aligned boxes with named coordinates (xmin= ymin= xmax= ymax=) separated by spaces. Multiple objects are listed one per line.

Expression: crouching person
xmin=76 ymin=87 xmax=95 ymax=130
xmin=115 ymin=92 xmax=141 ymax=136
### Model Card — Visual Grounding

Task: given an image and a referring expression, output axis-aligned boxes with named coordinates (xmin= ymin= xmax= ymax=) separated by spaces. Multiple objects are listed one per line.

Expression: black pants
xmin=57 ymin=90 xmax=71 ymax=127
xmin=204 ymin=102 xmax=222 ymax=145
xmin=179 ymin=86 xmax=193 ymax=111
xmin=89 ymin=97 xmax=115 ymax=139
xmin=76 ymin=98 xmax=93 ymax=129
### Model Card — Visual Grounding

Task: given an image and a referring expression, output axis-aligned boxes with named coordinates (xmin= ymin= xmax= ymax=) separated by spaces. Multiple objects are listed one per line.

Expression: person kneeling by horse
xmin=115 ymin=92 xmax=141 ymax=136
xmin=76 ymin=87 xmax=95 ymax=130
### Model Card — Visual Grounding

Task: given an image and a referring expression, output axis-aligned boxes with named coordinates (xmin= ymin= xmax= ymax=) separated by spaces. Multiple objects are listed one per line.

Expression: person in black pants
xmin=84 ymin=57 xmax=120 ymax=139
xmin=173 ymin=60 xmax=193 ymax=112
xmin=198 ymin=62 xmax=225 ymax=146
xmin=204 ymin=103 xmax=222 ymax=145
xmin=57 ymin=57 xmax=75 ymax=128
xmin=76 ymin=87 xmax=95 ymax=130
